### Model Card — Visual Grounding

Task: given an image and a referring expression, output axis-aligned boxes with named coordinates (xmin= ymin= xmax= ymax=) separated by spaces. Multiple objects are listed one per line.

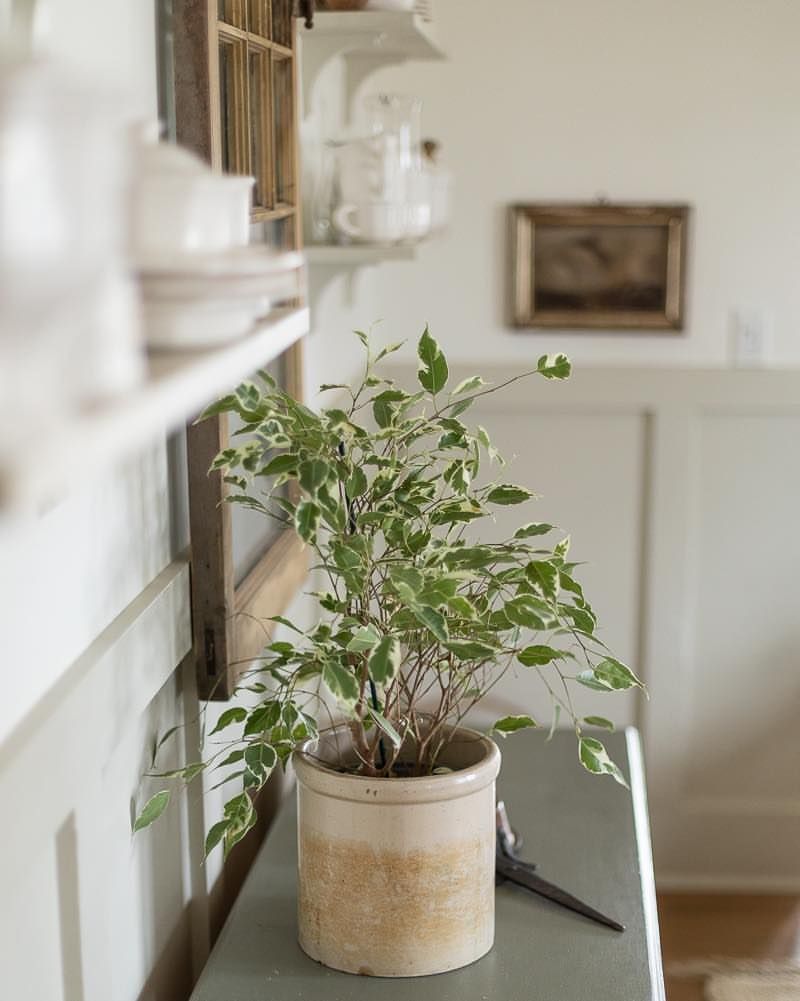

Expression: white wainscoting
xmin=0 ymin=555 xmax=201 ymax=1001
xmin=390 ymin=363 xmax=800 ymax=889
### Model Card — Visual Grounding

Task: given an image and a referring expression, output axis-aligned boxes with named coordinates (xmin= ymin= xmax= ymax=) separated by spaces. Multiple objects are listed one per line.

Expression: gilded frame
xmin=510 ymin=203 xmax=689 ymax=331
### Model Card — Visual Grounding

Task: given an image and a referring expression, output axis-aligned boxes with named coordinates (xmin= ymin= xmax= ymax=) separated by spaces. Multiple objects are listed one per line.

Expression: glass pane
xmin=272 ymin=55 xmax=295 ymax=205
xmin=231 ymin=357 xmax=289 ymax=588
xmin=247 ymin=0 xmax=267 ymax=35
xmin=252 ymin=215 xmax=294 ymax=251
xmin=249 ymin=49 xmax=272 ymax=208
xmin=272 ymin=0 xmax=291 ymax=47
xmin=218 ymin=0 xmax=244 ymax=28
xmin=219 ymin=38 xmax=246 ymax=174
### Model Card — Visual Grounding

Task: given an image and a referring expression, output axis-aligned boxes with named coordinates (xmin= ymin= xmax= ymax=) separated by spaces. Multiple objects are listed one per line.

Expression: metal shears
xmin=495 ymin=800 xmax=625 ymax=933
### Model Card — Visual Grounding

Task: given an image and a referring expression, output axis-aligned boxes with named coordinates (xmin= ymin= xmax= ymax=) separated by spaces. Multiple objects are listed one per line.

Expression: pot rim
xmin=293 ymin=724 xmax=501 ymax=805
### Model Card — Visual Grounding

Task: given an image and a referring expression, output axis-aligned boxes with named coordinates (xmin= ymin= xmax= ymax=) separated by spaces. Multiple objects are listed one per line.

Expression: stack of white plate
xmin=138 ymin=248 xmax=304 ymax=350
xmin=365 ymin=0 xmax=415 ymax=11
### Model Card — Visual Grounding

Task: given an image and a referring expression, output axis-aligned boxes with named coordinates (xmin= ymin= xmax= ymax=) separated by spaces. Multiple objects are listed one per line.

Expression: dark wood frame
xmin=510 ymin=203 xmax=689 ymax=331
xmin=174 ymin=0 xmax=308 ymax=701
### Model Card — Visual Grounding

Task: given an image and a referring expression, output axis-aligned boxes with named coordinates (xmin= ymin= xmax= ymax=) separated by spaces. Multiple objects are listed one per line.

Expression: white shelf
xmin=305 ymin=10 xmax=442 ymax=59
xmin=0 ymin=306 xmax=309 ymax=513
xmin=305 ymin=244 xmax=417 ymax=265
xmin=300 ymin=10 xmax=445 ymax=113
xmin=305 ymin=243 xmax=418 ymax=298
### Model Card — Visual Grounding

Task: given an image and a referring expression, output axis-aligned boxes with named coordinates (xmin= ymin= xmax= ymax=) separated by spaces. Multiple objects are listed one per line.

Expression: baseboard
xmin=657 ymin=873 xmax=800 ymax=894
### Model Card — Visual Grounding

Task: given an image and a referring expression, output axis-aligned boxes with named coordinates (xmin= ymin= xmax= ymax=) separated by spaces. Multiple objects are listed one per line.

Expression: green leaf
xmin=214 ymin=750 xmax=245 ymax=769
xmin=514 ymin=522 xmax=554 ymax=539
xmin=417 ymin=326 xmax=449 ymax=395
xmin=268 ymin=614 xmax=302 ymax=633
xmin=411 ymin=604 xmax=449 ymax=642
xmin=561 ymin=603 xmax=597 ymax=634
xmin=375 ymin=340 xmax=405 ymax=362
xmin=593 ymin=658 xmax=643 ymax=691
xmin=554 ymin=535 xmax=571 ymax=559
xmin=199 ymin=394 xmax=239 ymax=420
xmin=537 ymin=353 xmax=572 ymax=380
xmin=294 ymin=499 xmax=320 ymax=543
xmin=583 ymin=716 xmax=615 ymax=731
xmin=388 ymin=565 xmax=424 ymax=597
xmin=367 ymin=707 xmax=403 ymax=748
xmin=346 ymin=623 xmax=382 ymax=653
xmin=504 ymin=595 xmax=556 ymax=630
xmin=259 ymin=452 xmax=299 ymax=477
xmin=243 ymin=701 xmax=281 ymax=736
xmin=576 ymin=670 xmax=612 ymax=692
xmin=210 ymin=707 xmax=247 ymax=735
xmin=430 ymin=500 xmax=484 ymax=525
xmin=578 ymin=737 xmax=628 ymax=787
xmin=517 ymin=644 xmax=568 ymax=667
xmin=486 ymin=484 xmax=533 ymax=506
xmin=368 ymin=635 xmax=401 ymax=686
xmin=419 ymin=576 xmax=459 ymax=606
xmin=446 ymin=594 xmax=477 ymax=618
xmin=491 ymin=714 xmax=537 ymax=737
xmin=204 ymin=820 xmax=229 ymax=858
xmin=372 ymin=389 xmax=408 ymax=428
xmin=445 ymin=639 xmax=496 ymax=660
xmin=443 ymin=460 xmax=470 ymax=494
xmin=346 ymin=466 xmax=367 ymax=497
xmin=132 ymin=790 xmax=170 ymax=833
xmin=244 ymin=743 xmax=277 ymax=783
xmin=222 ymin=793 xmax=257 ymax=857
xmin=526 ymin=560 xmax=560 ymax=601
xmin=203 ymin=820 xmax=228 ymax=860
xmin=446 ymin=397 xmax=473 ymax=419
xmin=298 ymin=459 xmax=330 ymax=495
xmin=451 ymin=375 xmax=486 ymax=397
xmin=322 ymin=661 xmax=359 ymax=707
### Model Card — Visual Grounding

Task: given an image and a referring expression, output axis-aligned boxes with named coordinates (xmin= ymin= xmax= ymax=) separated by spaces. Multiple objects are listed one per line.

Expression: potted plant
xmin=135 ymin=328 xmax=642 ymax=977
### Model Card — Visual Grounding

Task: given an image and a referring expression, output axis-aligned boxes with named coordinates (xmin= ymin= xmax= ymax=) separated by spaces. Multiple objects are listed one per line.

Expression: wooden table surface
xmin=190 ymin=728 xmax=665 ymax=1001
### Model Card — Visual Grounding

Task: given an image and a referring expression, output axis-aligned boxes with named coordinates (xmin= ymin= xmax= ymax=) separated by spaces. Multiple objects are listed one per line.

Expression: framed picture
xmin=510 ymin=203 xmax=689 ymax=331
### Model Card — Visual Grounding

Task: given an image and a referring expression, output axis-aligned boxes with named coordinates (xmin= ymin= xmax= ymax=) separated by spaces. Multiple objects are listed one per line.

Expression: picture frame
xmin=509 ymin=203 xmax=689 ymax=331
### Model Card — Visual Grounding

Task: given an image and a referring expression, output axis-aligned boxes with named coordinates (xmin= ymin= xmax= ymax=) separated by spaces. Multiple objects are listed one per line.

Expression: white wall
xmin=0 ymin=3 xmax=205 ymax=999
xmin=359 ymin=0 xmax=800 ymax=369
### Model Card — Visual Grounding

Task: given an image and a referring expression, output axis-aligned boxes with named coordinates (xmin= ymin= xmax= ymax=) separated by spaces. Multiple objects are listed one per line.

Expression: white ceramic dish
xmin=130 ymin=140 xmax=254 ymax=259
xmin=143 ymin=297 xmax=268 ymax=349
xmin=365 ymin=0 xmax=415 ymax=11
xmin=135 ymin=247 xmax=304 ymax=278
xmin=140 ymin=269 xmax=298 ymax=303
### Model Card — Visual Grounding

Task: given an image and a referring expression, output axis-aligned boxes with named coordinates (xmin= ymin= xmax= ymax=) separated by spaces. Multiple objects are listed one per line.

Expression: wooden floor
xmin=658 ymin=893 xmax=800 ymax=1001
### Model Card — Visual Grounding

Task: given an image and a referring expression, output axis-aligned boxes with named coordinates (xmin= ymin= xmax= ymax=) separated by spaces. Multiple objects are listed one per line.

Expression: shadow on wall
xmin=57 ymin=813 xmax=86 ymax=1001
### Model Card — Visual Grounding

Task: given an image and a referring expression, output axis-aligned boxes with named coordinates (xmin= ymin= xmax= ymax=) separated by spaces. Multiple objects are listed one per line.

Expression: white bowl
xmin=143 ymin=297 xmax=268 ymax=349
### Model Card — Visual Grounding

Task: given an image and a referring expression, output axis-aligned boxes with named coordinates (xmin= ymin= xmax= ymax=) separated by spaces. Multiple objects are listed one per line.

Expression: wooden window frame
xmin=173 ymin=0 xmax=307 ymax=701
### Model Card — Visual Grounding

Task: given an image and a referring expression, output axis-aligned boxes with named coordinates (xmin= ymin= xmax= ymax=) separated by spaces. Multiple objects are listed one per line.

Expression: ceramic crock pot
xmin=293 ymin=725 xmax=501 ymax=977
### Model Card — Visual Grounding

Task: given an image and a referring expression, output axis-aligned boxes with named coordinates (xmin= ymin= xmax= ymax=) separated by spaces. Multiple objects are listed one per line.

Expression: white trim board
xmin=0 ymin=556 xmax=192 ymax=866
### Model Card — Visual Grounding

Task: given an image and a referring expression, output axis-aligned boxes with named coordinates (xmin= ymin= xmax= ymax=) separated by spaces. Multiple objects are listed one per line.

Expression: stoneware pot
xmin=293 ymin=725 xmax=501 ymax=977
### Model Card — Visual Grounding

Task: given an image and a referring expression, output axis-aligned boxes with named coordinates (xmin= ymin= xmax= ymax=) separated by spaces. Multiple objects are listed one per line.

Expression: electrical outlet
xmin=730 ymin=308 xmax=773 ymax=368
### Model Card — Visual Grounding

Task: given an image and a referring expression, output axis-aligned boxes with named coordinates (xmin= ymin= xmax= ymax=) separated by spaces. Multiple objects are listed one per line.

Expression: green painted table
xmin=190 ymin=728 xmax=665 ymax=1000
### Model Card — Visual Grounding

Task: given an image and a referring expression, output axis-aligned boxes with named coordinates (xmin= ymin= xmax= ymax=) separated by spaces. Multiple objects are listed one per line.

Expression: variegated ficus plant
xmin=134 ymin=328 xmax=642 ymax=856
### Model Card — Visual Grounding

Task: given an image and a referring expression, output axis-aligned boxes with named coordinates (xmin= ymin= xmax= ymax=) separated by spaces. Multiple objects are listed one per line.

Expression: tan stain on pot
xmin=298 ymin=831 xmax=493 ymax=974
